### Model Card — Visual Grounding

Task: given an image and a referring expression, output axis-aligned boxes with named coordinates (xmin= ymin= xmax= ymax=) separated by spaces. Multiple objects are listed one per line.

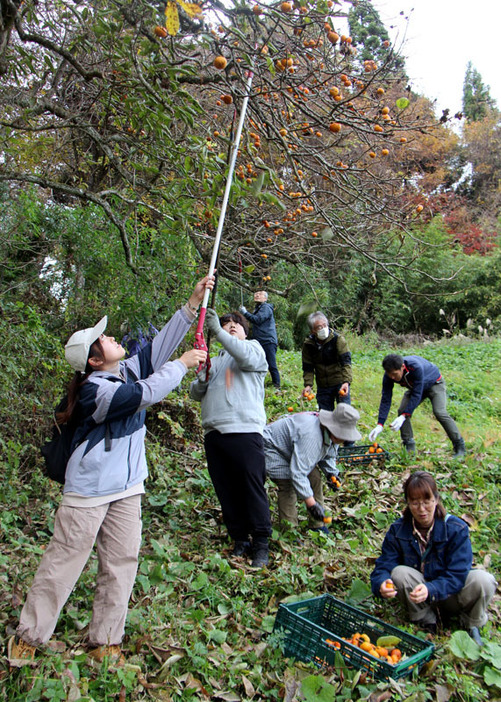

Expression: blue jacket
xmin=370 ymin=514 xmax=472 ymax=604
xmin=242 ymin=302 xmax=278 ymax=345
xmin=64 ymin=308 xmax=192 ymax=497
xmin=377 ymin=355 xmax=442 ymax=425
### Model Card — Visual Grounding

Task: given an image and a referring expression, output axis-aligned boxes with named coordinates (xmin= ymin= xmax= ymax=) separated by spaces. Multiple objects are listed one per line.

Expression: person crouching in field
xmin=370 ymin=471 xmax=496 ymax=645
xmin=7 ymin=277 xmax=212 ymax=666
xmin=263 ymin=404 xmax=361 ymax=534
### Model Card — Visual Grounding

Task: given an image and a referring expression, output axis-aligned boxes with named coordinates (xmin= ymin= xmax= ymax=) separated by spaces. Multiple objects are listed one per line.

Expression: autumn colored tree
xmin=0 ymin=0 xmax=453 ymax=306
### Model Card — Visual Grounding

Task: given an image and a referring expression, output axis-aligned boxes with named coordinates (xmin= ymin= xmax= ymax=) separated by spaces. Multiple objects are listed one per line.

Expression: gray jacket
xmin=263 ymin=412 xmax=338 ymax=500
xmin=190 ymin=330 xmax=268 ymax=434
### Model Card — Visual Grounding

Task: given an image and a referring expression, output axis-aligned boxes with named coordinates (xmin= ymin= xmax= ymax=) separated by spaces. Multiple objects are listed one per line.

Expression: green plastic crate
xmin=337 ymin=444 xmax=390 ymax=465
xmin=272 ymin=594 xmax=434 ymax=681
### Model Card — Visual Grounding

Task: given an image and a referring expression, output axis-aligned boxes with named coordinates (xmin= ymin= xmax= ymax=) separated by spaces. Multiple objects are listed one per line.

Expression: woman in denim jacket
xmin=370 ymin=471 xmax=496 ymax=645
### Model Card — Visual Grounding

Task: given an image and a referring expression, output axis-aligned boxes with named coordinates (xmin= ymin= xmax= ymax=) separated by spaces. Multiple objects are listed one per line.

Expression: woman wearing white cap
xmin=8 ymin=277 xmax=212 ymax=666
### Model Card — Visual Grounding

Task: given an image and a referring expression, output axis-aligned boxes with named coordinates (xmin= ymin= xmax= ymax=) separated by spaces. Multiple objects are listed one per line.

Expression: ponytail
xmin=56 ymin=337 xmax=105 ymax=425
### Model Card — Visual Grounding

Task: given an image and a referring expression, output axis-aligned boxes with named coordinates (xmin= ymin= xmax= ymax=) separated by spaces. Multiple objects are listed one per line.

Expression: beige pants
xmin=391 ymin=565 xmax=497 ymax=628
xmin=17 ymin=495 xmax=142 ymax=647
xmin=272 ymin=466 xmax=325 ymax=528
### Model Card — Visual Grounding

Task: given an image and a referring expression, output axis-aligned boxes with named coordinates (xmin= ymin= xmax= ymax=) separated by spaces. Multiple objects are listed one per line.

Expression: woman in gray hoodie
xmin=190 ymin=309 xmax=272 ymax=569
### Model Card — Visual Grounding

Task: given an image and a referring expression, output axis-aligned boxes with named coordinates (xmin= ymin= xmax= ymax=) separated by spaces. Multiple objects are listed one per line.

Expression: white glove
xmin=368 ymin=425 xmax=383 ymax=442
xmin=390 ymin=415 xmax=406 ymax=432
xmin=205 ymin=308 xmax=222 ymax=335
xmin=239 ymin=305 xmax=247 ymax=314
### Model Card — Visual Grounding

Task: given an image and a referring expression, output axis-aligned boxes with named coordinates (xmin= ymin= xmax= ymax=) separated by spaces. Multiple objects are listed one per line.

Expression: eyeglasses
xmin=408 ymin=498 xmax=436 ymax=508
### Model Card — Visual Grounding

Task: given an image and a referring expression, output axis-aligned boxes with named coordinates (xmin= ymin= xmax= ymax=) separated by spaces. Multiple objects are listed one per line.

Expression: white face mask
xmin=316 ymin=326 xmax=329 ymax=340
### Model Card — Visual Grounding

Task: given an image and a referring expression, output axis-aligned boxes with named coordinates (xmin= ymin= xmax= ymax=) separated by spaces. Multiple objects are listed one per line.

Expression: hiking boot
xmin=250 ymin=538 xmax=269 ymax=568
xmin=87 ymin=645 xmax=125 ymax=666
xmin=7 ymin=636 xmax=36 ymax=665
xmin=402 ymin=440 xmax=416 ymax=454
xmin=250 ymin=548 xmax=269 ymax=568
xmin=232 ymin=540 xmax=251 ymax=557
xmin=469 ymin=627 xmax=484 ymax=646
xmin=452 ymin=438 xmax=466 ymax=459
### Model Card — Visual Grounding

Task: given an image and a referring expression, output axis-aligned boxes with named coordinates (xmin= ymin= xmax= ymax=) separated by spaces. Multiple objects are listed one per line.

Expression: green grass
xmin=1 ymin=337 xmax=500 ymax=701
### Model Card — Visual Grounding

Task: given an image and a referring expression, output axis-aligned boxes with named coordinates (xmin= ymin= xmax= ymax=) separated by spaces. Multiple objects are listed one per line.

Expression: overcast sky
xmin=370 ymin=0 xmax=501 ymax=117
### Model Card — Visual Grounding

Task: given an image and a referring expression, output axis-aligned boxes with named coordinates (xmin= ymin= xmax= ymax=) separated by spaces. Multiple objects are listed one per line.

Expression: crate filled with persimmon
xmin=272 ymin=594 xmax=434 ymax=681
xmin=337 ymin=442 xmax=389 ymax=465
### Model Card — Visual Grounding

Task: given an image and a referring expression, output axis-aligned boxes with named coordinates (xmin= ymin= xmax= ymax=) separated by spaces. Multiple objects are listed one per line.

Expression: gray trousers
xmin=17 ymin=495 xmax=142 ymax=647
xmin=398 ymin=381 xmax=462 ymax=445
xmin=272 ymin=466 xmax=324 ymax=528
xmin=391 ymin=565 xmax=497 ymax=628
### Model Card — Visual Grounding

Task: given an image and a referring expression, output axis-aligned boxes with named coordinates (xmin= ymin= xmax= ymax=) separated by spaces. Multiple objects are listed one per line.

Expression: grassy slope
xmin=1 ymin=336 xmax=500 ymax=701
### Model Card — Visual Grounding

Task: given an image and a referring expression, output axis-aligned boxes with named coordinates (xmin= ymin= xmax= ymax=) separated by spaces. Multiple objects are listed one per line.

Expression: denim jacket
xmin=370 ymin=514 xmax=472 ymax=604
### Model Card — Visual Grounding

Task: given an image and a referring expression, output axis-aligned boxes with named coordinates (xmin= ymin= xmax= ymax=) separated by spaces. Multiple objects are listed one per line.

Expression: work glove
xmin=390 ymin=415 xmax=406 ymax=432
xmin=327 ymin=474 xmax=342 ymax=491
xmin=368 ymin=424 xmax=383 ymax=442
xmin=307 ymin=502 xmax=325 ymax=521
xmin=205 ymin=308 xmax=222 ymax=336
xmin=239 ymin=305 xmax=247 ymax=314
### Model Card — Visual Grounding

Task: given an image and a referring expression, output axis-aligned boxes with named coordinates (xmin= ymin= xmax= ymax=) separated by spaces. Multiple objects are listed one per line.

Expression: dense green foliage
xmin=462 ymin=62 xmax=497 ymax=123
xmin=1 ymin=333 xmax=500 ymax=700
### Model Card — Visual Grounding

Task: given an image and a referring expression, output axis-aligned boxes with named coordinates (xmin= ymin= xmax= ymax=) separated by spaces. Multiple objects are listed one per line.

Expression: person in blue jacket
xmin=240 ymin=290 xmax=280 ymax=389
xmin=7 ymin=277 xmax=212 ymax=666
xmin=368 ymin=353 xmax=465 ymax=457
xmin=370 ymin=471 xmax=496 ymax=645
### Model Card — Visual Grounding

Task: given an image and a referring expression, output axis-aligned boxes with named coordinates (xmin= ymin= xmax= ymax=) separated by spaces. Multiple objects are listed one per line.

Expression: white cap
xmin=64 ymin=316 xmax=108 ymax=372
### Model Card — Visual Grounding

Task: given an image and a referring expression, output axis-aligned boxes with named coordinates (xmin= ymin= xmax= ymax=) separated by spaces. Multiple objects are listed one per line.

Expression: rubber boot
xmin=402 ymin=439 xmax=416 ymax=454
xmin=452 ymin=438 xmax=466 ymax=459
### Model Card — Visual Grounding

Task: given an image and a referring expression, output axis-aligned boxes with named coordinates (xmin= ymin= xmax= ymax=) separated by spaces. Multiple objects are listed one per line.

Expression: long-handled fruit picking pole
xmin=194 ymin=67 xmax=254 ymax=363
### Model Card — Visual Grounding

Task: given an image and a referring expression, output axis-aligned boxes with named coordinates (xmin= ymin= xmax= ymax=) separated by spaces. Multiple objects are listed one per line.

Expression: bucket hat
xmin=318 ymin=404 xmax=361 ymax=442
xmin=64 ymin=316 xmax=108 ymax=372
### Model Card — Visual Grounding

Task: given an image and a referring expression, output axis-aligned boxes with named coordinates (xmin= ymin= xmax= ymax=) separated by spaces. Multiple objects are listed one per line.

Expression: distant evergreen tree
xmin=462 ymin=62 xmax=497 ymax=121
xmin=348 ymin=0 xmax=405 ymax=72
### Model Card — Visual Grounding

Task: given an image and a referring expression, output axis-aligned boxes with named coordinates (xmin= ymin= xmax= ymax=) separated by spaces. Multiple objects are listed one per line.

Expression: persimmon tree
xmin=0 ymin=0 xmax=453 ymax=299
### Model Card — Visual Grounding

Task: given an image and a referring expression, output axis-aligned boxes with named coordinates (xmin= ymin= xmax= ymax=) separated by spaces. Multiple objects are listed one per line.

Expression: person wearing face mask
xmin=302 ymin=312 xmax=353 ymax=414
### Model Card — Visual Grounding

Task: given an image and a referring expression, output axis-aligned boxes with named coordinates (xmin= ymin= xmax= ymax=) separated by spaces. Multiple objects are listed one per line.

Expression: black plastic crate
xmin=272 ymin=594 xmax=434 ymax=681
xmin=337 ymin=443 xmax=390 ymax=465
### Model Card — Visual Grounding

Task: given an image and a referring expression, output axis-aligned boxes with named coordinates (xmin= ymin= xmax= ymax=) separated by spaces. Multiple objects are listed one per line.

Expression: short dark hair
xmin=219 ymin=312 xmax=249 ymax=336
xmin=382 ymin=353 xmax=404 ymax=372
xmin=403 ymin=471 xmax=446 ymax=520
